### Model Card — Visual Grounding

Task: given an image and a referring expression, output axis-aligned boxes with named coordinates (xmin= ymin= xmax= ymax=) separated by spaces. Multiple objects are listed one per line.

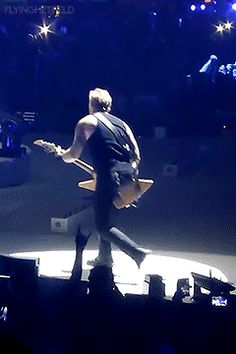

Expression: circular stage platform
xmin=11 ymin=250 xmax=228 ymax=297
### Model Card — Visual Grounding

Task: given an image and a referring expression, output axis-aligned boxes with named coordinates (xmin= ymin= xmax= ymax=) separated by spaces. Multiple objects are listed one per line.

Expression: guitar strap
xmin=93 ymin=112 xmax=135 ymax=162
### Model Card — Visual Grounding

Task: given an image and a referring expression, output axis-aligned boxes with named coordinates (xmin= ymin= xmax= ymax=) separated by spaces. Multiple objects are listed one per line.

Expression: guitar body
xmin=78 ymin=178 xmax=154 ymax=209
xmin=78 ymin=179 xmax=96 ymax=191
xmin=34 ymin=139 xmax=154 ymax=209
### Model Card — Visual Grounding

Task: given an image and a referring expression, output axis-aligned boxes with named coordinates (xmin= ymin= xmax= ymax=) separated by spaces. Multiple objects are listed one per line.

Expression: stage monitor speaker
xmin=0 ymin=254 xmax=39 ymax=278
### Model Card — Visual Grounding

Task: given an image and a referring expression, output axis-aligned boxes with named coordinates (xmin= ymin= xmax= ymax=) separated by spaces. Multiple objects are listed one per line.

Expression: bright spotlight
xmin=200 ymin=4 xmax=206 ymax=10
xmin=224 ymin=21 xmax=233 ymax=30
xmin=38 ymin=23 xmax=53 ymax=37
xmin=190 ymin=5 xmax=196 ymax=11
xmin=215 ymin=23 xmax=225 ymax=34
xmin=232 ymin=3 xmax=236 ymax=11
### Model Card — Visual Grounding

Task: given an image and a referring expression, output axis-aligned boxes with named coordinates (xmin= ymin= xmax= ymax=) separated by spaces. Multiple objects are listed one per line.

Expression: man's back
xmin=86 ymin=112 xmax=136 ymax=174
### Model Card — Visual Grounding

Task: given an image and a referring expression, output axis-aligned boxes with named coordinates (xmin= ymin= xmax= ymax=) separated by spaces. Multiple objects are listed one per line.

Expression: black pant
xmin=93 ymin=162 xmax=141 ymax=262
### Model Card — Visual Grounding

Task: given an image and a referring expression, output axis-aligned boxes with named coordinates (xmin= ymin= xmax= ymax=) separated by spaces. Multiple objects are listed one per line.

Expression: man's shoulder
xmin=78 ymin=114 xmax=98 ymax=127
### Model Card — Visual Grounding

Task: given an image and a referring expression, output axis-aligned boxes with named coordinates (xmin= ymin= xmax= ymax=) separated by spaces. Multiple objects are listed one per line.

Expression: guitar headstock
xmin=34 ymin=139 xmax=58 ymax=154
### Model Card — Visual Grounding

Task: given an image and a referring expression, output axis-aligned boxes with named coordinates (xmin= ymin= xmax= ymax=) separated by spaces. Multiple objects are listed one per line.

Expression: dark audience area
xmin=0 ymin=261 xmax=236 ymax=354
xmin=0 ymin=231 xmax=236 ymax=354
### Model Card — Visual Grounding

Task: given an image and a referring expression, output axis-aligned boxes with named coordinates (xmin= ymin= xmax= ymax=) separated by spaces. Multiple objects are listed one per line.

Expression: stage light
xmin=224 ymin=21 xmax=233 ymax=30
xmin=232 ymin=3 xmax=236 ymax=11
xmin=215 ymin=23 xmax=224 ymax=33
xmin=60 ymin=26 xmax=67 ymax=34
xmin=200 ymin=4 xmax=206 ymax=10
xmin=0 ymin=120 xmax=23 ymax=157
xmin=38 ymin=22 xmax=53 ymax=37
xmin=190 ymin=5 xmax=196 ymax=11
xmin=54 ymin=6 xmax=60 ymax=17
xmin=39 ymin=24 xmax=50 ymax=36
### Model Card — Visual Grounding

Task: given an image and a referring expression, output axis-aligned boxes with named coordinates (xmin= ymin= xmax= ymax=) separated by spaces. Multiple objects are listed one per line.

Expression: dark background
xmin=0 ymin=0 xmax=236 ymax=137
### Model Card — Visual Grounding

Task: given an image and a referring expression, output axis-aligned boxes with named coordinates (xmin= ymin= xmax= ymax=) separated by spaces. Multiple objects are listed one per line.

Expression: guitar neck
xmin=60 ymin=148 xmax=94 ymax=176
xmin=73 ymin=159 xmax=94 ymax=176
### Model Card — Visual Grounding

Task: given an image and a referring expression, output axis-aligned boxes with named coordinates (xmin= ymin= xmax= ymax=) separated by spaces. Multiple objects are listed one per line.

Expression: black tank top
xmin=87 ymin=113 xmax=135 ymax=174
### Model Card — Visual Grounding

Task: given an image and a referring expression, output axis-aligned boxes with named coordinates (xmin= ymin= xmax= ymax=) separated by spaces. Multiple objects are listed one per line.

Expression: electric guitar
xmin=34 ymin=139 xmax=154 ymax=209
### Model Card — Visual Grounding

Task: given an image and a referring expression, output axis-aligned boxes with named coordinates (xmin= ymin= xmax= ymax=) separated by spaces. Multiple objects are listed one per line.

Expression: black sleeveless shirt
xmin=87 ymin=113 xmax=135 ymax=175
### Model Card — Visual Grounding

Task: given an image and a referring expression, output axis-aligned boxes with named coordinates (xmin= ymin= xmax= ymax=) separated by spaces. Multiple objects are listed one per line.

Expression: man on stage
xmin=59 ymin=88 xmax=149 ymax=267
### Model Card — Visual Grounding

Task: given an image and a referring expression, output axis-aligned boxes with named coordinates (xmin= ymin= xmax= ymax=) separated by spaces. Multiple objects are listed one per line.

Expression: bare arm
xmin=61 ymin=115 xmax=97 ymax=163
xmin=123 ymin=121 xmax=141 ymax=166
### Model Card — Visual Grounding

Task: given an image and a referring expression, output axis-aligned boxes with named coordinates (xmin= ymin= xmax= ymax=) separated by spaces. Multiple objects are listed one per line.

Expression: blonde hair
xmin=89 ymin=88 xmax=112 ymax=113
